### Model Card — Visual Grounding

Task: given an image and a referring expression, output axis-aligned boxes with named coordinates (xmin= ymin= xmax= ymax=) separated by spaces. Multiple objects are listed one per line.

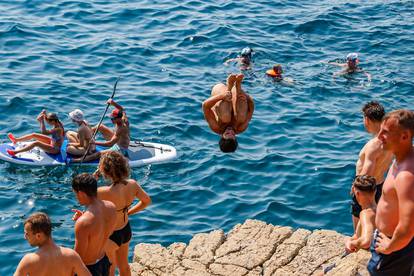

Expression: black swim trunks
xmin=86 ymin=254 xmax=110 ymax=276
xmin=351 ymin=182 xmax=383 ymax=218
xmin=368 ymin=230 xmax=414 ymax=275
xmin=109 ymin=222 xmax=132 ymax=247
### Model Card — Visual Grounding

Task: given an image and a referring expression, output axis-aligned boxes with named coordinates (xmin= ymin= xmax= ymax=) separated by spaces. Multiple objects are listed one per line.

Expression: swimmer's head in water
xmin=273 ymin=64 xmax=283 ymax=75
xmin=346 ymin=53 xmax=359 ymax=67
xmin=266 ymin=64 xmax=283 ymax=79
xmin=240 ymin=47 xmax=253 ymax=58
xmin=352 ymin=175 xmax=376 ymax=194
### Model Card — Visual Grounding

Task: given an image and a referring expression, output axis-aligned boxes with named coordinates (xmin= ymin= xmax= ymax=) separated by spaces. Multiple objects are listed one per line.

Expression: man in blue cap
xmin=326 ymin=53 xmax=371 ymax=81
xmin=225 ymin=47 xmax=253 ymax=70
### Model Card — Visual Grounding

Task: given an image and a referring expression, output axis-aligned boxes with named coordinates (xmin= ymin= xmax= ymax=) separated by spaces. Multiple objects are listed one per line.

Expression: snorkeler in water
xmin=224 ymin=47 xmax=253 ymax=70
xmin=326 ymin=53 xmax=371 ymax=81
xmin=266 ymin=64 xmax=294 ymax=84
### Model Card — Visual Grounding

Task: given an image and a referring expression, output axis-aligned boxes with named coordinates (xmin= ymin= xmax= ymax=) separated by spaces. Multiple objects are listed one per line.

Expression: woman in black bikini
xmin=7 ymin=110 xmax=65 ymax=156
xmin=95 ymin=151 xmax=151 ymax=276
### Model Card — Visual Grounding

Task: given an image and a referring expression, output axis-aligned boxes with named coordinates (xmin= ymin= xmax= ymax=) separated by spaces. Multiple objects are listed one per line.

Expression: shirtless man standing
xmin=368 ymin=110 xmax=414 ymax=275
xmin=72 ymin=173 xmax=117 ymax=276
xmin=202 ymin=74 xmax=254 ymax=152
xmin=66 ymin=109 xmax=96 ymax=157
xmin=72 ymin=99 xmax=130 ymax=162
xmin=14 ymin=212 xmax=90 ymax=276
xmin=352 ymin=101 xmax=393 ymax=230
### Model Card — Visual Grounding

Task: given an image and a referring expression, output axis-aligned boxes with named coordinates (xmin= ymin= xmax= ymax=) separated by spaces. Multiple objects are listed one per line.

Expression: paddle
xmin=78 ymin=78 xmax=120 ymax=165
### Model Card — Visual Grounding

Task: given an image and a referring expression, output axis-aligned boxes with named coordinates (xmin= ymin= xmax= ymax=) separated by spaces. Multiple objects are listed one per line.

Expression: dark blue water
xmin=1 ymin=0 xmax=414 ymax=274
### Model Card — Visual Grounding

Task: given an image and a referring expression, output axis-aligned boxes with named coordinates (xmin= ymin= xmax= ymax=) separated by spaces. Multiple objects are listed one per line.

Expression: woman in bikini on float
xmin=7 ymin=110 xmax=65 ymax=156
xmin=93 ymin=150 xmax=151 ymax=276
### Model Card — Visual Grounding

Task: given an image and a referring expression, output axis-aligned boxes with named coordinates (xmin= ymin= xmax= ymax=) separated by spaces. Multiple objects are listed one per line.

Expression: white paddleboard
xmin=0 ymin=140 xmax=177 ymax=167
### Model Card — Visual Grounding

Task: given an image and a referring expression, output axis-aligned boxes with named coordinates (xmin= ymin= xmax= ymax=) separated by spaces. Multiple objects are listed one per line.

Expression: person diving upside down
xmin=202 ymin=74 xmax=254 ymax=153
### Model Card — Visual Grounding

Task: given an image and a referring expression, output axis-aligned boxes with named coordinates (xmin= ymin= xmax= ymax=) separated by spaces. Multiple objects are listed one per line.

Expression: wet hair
xmin=362 ymin=101 xmax=385 ymax=122
xmin=353 ymin=175 xmax=376 ymax=193
xmin=72 ymin=173 xmax=97 ymax=197
xmin=384 ymin=109 xmax=414 ymax=135
xmin=99 ymin=151 xmax=130 ymax=184
xmin=24 ymin=212 xmax=52 ymax=237
xmin=219 ymin=137 xmax=238 ymax=153
xmin=273 ymin=64 xmax=283 ymax=73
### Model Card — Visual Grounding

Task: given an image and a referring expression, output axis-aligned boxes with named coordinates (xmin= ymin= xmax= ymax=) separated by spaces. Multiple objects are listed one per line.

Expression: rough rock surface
xmin=132 ymin=219 xmax=371 ymax=276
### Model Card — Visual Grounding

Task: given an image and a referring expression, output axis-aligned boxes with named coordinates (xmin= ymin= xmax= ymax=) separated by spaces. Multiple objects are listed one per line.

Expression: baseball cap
xmin=109 ymin=109 xmax=123 ymax=119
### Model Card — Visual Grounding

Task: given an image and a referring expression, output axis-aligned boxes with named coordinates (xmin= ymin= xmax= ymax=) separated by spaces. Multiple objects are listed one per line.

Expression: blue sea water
xmin=0 ymin=0 xmax=414 ymax=274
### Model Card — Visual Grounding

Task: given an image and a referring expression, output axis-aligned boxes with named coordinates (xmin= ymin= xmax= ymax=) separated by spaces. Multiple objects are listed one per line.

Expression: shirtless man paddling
xmin=72 ymin=99 xmax=131 ymax=162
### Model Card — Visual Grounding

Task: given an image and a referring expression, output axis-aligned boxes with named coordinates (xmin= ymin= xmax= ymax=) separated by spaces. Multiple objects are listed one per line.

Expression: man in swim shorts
xmin=202 ymin=74 xmax=254 ymax=152
xmin=72 ymin=173 xmax=117 ymax=276
xmin=327 ymin=53 xmax=371 ymax=81
xmin=66 ymin=109 xmax=96 ymax=157
xmin=367 ymin=110 xmax=414 ymax=275
xmin=224 ymin=47 xmax=253 ymax=70
xmin=352 ymin=102 xmax=393 ymax=230
xmin=14 ymin=212 xmax=91 ymax=276
xmin=72 ymin=99 xmax=130 ymax=162
xmin=346 ymin=175 xmax=377 ymax=253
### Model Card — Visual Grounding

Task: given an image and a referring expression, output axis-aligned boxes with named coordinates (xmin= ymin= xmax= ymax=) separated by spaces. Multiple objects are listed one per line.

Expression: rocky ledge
xmin=130 ymin=219 xmax=370 ymax=276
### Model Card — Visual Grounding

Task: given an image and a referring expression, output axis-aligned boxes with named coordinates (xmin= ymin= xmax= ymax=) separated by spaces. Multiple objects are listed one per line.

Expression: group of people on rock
xmin=14 ymin=151 xmax=151 ymax=276
xmin=319 ymin=102 xmax=414 ymax=275
xmin=7 ymin=99 xmax=131 ymax=163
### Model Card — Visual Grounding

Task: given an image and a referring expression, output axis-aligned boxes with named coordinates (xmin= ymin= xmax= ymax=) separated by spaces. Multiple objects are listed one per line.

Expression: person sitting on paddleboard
xmin=325 ymin=53 xmax=371 ymax=81
xmin=224 ymin=47 xmax=253 ymax=70
xmin=7 ymin=110 xmax=65 ymax=157
xmin=202 ymin=74 xmax=254 ymax=153
xmin=72 ymin=99 xmax=130 ymax=162
xmin=65 ymin=109 xmax=96 ymax=157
